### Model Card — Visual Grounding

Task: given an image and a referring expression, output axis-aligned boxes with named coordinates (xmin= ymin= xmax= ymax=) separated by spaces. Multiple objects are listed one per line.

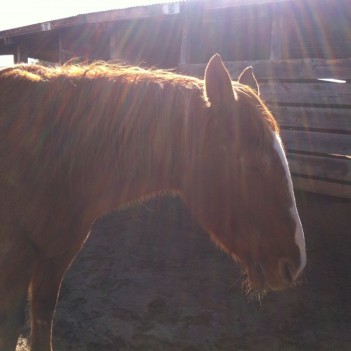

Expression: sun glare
xmin=0 ymin=55 xmax=14 ymax=67
xmin=318 ymin=78 xmax=347 ymax=84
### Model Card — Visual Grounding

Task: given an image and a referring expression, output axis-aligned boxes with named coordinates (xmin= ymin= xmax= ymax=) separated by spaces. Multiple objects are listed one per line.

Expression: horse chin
xmin=242 ymin=264 xmax=268 ymax=297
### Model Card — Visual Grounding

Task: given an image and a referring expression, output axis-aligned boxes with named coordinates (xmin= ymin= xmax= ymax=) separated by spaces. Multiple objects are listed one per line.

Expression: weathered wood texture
xmin=281 ymin=130 xmax=350 ymax=156
xmin=180 ymin=58 xmax=351 ymax=80
xmin=288 ymin=154 xmax=350 ymax=184
xmin=180 ymin=58 xmax=351 ymax=198
xmin=292 ymin=177 xmax=351 ymax=199
xmin=261 ymin=82 xmax=351 ymax=106
xmin=271 ymin=107 xmax=351 ymax=132
xmin=269 ymin=3 xmax=283 ymax=61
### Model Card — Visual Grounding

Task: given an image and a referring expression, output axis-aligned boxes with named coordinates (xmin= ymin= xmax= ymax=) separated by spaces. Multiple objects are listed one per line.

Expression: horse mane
xmin=1 ymin=62 xmax=203 ymax=90
xmin=1 ymin=62 xmax=278 ymax=134
xmin=0 ymin=63 xmax=279 ymax=176
xmin=0 ymin=63 xmax=208 ymax=190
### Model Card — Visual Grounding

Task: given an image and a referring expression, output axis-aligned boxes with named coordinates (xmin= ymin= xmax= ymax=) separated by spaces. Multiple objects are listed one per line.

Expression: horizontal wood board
xmin=292 ymin=176 xmax=351 ymax=199
xmin=271 ymin=106 xmax=351 ymax=132
xmin=287 ymin=154 xmax=351 ymax=183
xmin=261 ymin=82 xmax=351 ymax=106
xmin=180 ymin=58 xmax=351 ymax=80
xmin=281 ymin=130 xmax=350 ymax=156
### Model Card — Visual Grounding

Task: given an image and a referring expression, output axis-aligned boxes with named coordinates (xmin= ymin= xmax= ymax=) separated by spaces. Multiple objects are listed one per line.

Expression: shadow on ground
xmin=17 ymin=191 xmax=351 ymax=350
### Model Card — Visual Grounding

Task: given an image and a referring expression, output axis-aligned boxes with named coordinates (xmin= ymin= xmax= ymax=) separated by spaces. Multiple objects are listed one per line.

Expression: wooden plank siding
xmin=292 ymin=177 xmax=351 ymax=199
xmin=180 ymin=58 xmax=351 ymax=80
xmin=271 ymin=107 xmax=351 ymax=132
xmin=288 ymin=154 xmax=351 ymax=184
xmin=180 ymin=58 xmax=351 ymax=198
xmin=260 ymin=82 xmax=351 ymax=106
xmin=281 ymin=130 xmax=350 ymax=156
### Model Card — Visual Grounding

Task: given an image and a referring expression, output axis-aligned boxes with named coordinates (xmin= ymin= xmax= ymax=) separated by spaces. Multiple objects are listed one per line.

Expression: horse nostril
xmin=279 ymin=259 xmax=295 ymax=285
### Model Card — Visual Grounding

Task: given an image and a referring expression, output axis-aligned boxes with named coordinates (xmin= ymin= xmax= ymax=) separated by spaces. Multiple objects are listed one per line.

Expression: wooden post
xmin=15 ymin=45 xmax=28 ymax=63
xmin=109 ymin=31 xmax=119 ymax=60
xmin=108 ymin=30 xmax=113 ymax=61
xmin=179 ymin=2 xmax=189 ymax=65
xmin=58 ymin=34 xmax=63 ymax=64
xmin=270 ymin=3 xmax=283 ymax=60
xmin=15 ymin=45 xmax=21 ymax=64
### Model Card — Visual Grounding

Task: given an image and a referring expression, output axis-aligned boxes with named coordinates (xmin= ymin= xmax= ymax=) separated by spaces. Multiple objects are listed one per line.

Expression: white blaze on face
xmin=273 ymin=133 xmax=307 ymax=277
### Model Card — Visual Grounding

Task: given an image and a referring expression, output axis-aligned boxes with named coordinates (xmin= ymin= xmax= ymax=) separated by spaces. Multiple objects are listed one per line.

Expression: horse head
xmin=183 ymin=54 xmax=306 ymax=293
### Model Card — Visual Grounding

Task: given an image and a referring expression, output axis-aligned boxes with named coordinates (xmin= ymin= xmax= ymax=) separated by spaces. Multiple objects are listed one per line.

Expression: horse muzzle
xmin=248 ymin=258 xmax=303 ymax=292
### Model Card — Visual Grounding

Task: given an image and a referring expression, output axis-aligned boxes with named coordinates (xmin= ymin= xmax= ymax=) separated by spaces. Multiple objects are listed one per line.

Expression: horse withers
xmin=0 ymin=54 xmax=306 ymax=351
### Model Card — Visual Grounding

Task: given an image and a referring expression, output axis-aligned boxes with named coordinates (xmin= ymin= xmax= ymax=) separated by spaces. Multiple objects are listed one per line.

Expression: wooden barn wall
xmin=61 ymin=24 xmax=111 ymax=62
xmin=180 ymin=59 xmax=351 ymax=199
xmin=281 ymin=0 xmax=351 ymax=60
xmin=185 ymin=3 xmax=272 ymax=64
xmin=110 ymin=16 xmax=183 ymax=68
xmin=9 ymin=31 xmax=61 ymax=63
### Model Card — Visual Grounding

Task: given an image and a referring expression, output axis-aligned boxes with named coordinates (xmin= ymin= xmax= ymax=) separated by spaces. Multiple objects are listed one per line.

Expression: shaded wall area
xmin=110 ymin=16 xmax=182 ymax=68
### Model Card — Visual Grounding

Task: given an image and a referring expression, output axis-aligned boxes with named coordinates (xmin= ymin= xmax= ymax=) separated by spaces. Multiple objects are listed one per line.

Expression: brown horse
xmin=0 ymin=54 xmax=306 ymax=351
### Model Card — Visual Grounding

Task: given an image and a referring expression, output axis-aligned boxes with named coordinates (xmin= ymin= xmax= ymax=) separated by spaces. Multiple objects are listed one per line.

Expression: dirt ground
xmin=17 ymin=191 xmax=351 ymax=351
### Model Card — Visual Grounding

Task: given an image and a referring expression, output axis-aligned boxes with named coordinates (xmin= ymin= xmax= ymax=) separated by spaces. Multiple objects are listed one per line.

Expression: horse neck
xmin=77 ymin=85 xmax=198 ymax=214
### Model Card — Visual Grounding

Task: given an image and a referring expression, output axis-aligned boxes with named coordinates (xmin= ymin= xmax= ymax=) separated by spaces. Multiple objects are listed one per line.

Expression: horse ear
xmin=238 ymin=66 xmax=260 ymax=96
xmin=204 ymin=54 xmax=234 ymax=106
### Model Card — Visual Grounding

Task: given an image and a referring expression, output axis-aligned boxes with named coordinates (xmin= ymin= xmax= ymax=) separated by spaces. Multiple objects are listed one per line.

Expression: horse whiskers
xmin=240 ymin=273 xmax=268 ymax=302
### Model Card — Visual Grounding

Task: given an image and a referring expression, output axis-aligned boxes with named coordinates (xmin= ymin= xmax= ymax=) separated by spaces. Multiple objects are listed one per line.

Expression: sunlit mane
xmin=0 ymin=62 xmax=281 ymax=187
xmin=0 ymin=63 xmax=207 ymax=178
xmin=2 ymin=62 xmax=278 ymax=136
xmin=2 ymin=62 xmax=203 ymax=89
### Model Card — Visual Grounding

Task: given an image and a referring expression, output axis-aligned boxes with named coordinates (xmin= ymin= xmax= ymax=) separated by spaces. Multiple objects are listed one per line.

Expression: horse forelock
xmin=233 ymin=82 xmax=279 ymax=134
xmin=223 ymin=82 xmax=280 ymax=160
